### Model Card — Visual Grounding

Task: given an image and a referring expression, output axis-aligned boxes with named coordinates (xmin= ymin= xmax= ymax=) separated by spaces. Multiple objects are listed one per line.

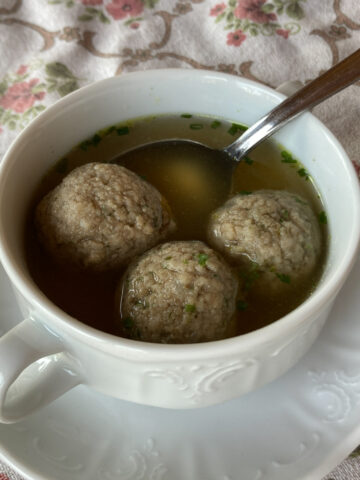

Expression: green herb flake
xmin=181 ymin=113 xmax=192 ymax=118
xmin=123 ymin=317 xmax=133 ymax=329
xmin=211 ymin=120 xmax=222 ymax=129
xmin=240 ymin=262 xmax=260 ymax=291
xmin=198 ymin=253 xmax=209 ymax=266
xmin=183 ymin=259 xmax=189 ymax=264
xmin=295 ymin=197 xmax=307 ymax=205
xmin=91 ymin=133 xmax=101 ymax=146
xmin=80 ymin=134 xmax=102 ymax=150
xmin=165 ymin=256 xmax=172 ymax=260
xmin=281 ymin=150 xmax=297 ymax=164
xmin=280 ymin=209 xmax=290 ymax=222
xmin=236 ymin=300 xmax=248 ymax=311
xmin=116 ymin=126 xmax=130 ymax=136
xmin=55 ymin=157 xmax=68 ymax=174
xmin=79 ymin=140 xmax=91 ymax=151
xmin=228 ymin=123 xmax=248 ymax=136
xmin=190 ymin=123 xmax=204 ymax=130
xmin=297 ymin=168 xmax=309 ymax=179
xmin=276 ymin=273 xmax=291 ymax=284
xmin=106 ymin=125 xmax=116 ymax=135
xmin=239 ymin=190 xmax=252 ymax=195
xmin=185 ymin=304 xmax=196 ymax=313
xmin=244 ymin=156 xmax=253 ymax=165
xmin=318 ymin=211 xmax=328 ymax=225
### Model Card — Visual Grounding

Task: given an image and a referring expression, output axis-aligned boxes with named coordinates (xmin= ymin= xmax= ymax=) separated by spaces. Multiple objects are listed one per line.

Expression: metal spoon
xmin=224 ymin=47 xmax=360 ymax=161
xmin=119 ymin=48 xmax=360 ymax=192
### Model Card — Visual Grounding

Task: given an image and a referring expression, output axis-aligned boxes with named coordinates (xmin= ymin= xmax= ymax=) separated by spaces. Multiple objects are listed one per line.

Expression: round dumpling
xmin=207 ymin=190 xmax=321 ymax=291
xmin=120 ymin=240 xmax=238 ymax=343
xmin=35 ymin=162 xmax=175 ymax=271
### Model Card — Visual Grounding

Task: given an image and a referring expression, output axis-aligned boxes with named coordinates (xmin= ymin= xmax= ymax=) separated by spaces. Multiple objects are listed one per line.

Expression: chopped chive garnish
xmin=198 ymin=253 xmax=209 ymax=266
xmin=276 ymin=273 xmax=291 ymax=284
xmin=239 ymin=190 xmax=252 ymax=195
xmin=92 ymin=134 xmax=101 ymax=146
xmin=190 ymin=123 xmax=203 ymax=130
xmin=318 ymin=211 xmax=328 ymax=225
xmin=281 ymin=150 xmax=297 ymax=164
xmin=244 ymin=156 xmax=253 ymax=165
xmin=106 ymin=125 xmax=116 ymax=135
xmin=211 ymin=120 xmax=222 ymax=129
xmin=79 ymin=140 xmax=91 ymax=151
xmin=295 ymin=197 xmax=307 ymax=205
xmin=240 ymin=262 xmax=260 ymax=291
xmin=280 ymin=209 xmax=289 ymax=221
xmin=228 ymin=125 xmax=237 ymax=135
xmin=181 ymin=113 xmax=192 ymax=118
xmin=80 ymin=134 xmax=102 ymax=150
xmin=117 ymin=126 xmax=130 ymax=136
xmin=185 ymin=304 xmax=196 ymax=313
xmin=297 ymin=168 xmax=309 ymax=179
xmin=236 ymin=300 xmax=248 ymax=311
xmin=228 ymin=123 xmax=247 ymax=136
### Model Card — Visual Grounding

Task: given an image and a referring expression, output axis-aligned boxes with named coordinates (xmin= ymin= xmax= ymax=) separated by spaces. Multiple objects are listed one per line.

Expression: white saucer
xmin=1 ymin=257 xmax=360 ymax=480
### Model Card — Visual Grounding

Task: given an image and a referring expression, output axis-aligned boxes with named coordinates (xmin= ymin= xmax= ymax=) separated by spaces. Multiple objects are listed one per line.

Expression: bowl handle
xmin=0 ymin=317 xmax=83 ymax=423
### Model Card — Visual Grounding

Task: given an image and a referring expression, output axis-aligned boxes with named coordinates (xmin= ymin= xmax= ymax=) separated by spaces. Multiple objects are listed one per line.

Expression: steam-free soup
xmin=25 ymin=114 xmax=327 ymax=339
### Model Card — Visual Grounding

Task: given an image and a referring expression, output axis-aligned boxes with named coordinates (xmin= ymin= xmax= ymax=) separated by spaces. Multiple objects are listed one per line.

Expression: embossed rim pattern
xmin=0 ymin=70 xmax=359 ymax=362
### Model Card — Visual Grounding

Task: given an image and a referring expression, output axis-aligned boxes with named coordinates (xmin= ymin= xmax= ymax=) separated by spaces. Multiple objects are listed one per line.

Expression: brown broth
xmin=25 ymin=115 xmax=327 ymax=338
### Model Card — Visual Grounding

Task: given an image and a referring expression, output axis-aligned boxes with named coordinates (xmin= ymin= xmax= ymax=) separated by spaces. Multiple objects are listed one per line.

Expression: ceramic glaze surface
xmin=0 ymin=71 xmax=359 ymax=421
xmin=1 ymin=256 xmax=360 ymax=479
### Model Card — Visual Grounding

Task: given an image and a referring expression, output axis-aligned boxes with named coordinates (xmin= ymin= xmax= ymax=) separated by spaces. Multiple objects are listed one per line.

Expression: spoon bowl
xmin=0 ymin=67 xmax=359 ymax=419
xmin=118 ymin=138 xmax=236 ymax=208
xmin=119 ymin=48 xmax=360 ymax=193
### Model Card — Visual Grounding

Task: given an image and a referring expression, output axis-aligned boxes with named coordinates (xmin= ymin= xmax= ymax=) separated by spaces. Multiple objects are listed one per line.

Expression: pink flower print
xmin=0 ymin=79 xmax=45 ymax=113
xmin=106 ymin=0 xmax=143 ymax=20
xmin=0 ymin=475 xmax=10 ymax=480
xmin=235 ymin=0 xmax=277 ymax=24
xmin=0 ymin=126 xmax=3 ymax=134
xmin=227 ymin=29 xmax=246 ymax=46
xmin=16 ymin=64 xmax=28 ymax=75
xmin=276 ymin=28 xmax=290 ymax=39
xmin=130 ymin=21 xmax=140 ymax=29
xmin=210 ymin=3 xmax=226 ymax=16
xmin=80 ymin=0 xmax=103 ymax=4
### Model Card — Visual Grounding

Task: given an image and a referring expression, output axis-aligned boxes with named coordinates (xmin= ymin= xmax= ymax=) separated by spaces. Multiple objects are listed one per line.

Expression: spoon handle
xmin=225 ymin=48 xmax=360 ymax=161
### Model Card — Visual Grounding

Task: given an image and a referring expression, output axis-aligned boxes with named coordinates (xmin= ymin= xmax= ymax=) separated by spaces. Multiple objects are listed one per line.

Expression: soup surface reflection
xmin=25 ymin=114 xmax=327 ymax=339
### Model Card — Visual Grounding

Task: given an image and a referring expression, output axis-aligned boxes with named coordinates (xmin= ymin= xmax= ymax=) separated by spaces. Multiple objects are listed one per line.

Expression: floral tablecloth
xmin=0 ymin=0 xmax=359 ymax=479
